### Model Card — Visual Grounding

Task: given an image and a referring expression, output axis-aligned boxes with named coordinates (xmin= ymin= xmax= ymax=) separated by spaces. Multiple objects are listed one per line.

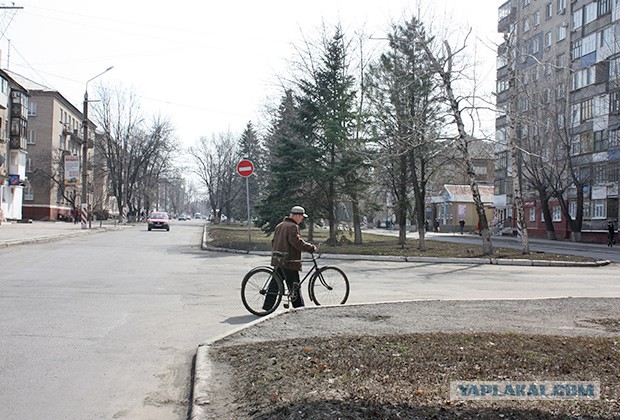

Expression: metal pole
xmin=81 ymin=66 xmax=113 ymax=230
xmin=246 ymin=176 xmax=251 ymax=243
xmin=81 ymin=91 xmax=89 ymax=229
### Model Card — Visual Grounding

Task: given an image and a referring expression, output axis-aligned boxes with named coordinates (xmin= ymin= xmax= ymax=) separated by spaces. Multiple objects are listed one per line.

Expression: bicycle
xmin=240 ymin=253 xmax=350 ymax=316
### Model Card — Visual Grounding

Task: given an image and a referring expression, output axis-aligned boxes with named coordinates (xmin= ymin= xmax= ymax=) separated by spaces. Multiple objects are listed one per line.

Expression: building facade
xmin=496 ymin=0 xmax=619 ymax=242
xmin=7 ymin=72 xmax=92 ymax=221
xmin=0 ymin=69 xmax=29 ymax=222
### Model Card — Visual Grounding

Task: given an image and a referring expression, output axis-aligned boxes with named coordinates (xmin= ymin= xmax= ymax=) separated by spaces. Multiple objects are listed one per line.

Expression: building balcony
xmin=9 ymin=136 xmax=27 ymax=151
xmin=498 ymin=1 xmax=515 ymax=33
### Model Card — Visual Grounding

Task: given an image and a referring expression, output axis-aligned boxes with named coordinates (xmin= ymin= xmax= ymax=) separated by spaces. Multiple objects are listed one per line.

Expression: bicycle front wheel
xmin=241 ymin=267 xmax=283 ymax=316
xmin=309 ymin=266 xmax=349 ymax=306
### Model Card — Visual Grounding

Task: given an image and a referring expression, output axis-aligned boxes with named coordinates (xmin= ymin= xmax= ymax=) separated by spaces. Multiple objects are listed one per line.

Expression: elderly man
xmin=266 ymin=206 xmax=318 ymax=309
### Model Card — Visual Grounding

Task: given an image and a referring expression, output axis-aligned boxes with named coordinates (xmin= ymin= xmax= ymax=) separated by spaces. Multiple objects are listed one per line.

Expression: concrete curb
xmin=190 ymin=297 xmax=620 ymax=419
xmin=190 ymin=309 xmax=291 ymax=419
xmin=201 ymin=225 xmax=610 ymax=267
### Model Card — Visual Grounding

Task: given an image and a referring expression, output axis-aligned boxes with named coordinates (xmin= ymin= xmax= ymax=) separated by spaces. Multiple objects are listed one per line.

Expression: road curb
xmin=200 ymin=226 xmax=610 ymax=267
xmin=190 ymin=309 xmax=292 ymax=419
xmin=190 ymin=297 xmax=620 ymax=419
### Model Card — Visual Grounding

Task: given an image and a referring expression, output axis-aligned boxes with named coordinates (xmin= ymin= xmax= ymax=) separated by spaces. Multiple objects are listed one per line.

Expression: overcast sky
xmin=1 ymin=0 xmax=502 ymax=146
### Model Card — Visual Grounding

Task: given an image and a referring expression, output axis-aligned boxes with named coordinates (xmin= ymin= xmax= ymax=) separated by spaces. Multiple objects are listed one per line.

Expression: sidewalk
xmin=0 ymin=219 xmax=127 ymax=248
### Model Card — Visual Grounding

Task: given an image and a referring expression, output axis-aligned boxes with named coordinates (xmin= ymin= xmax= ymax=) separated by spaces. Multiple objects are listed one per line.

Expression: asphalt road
xmin=1 ymin=221 xmax=618 ymax=419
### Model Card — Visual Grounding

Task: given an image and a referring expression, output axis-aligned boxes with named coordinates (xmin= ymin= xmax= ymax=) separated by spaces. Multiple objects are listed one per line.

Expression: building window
xmin=497 ymin=150 xmax=508 ymax=169
xmin=572 ymin=66 xmax=595 ymax=90
xmin=573 ymin=8 xmax=583 ymax=30
xmin=572 ymin=39 xmax=582 ymax=60
xmin=556 ymin=82 xmax=566 ymax=99
xmin=568 ymin=201 xmax=577 ymax=219
xmin=557 ymin=25 xmax=567 ymax=42
xmin=593 ymin=200 xmax=606 ymax=219
xmin=534 ymin=11 xmax=541 ymax=26
xmin=531 ymin=38 xmax=541 ymax=54
xmin=556 ymin=53 xmax=566 ymax=69
xmin=497 ymin=78 xmax=509 ymax=93
xmin=609 ymin=129 xmax=620 ymax=147
xmin=580 ymin=131 xmax=594 ymax=153
xmin=24 ymin=186 xmax=34 ymax=201
xmin=594 ymin=130 xmax=607 ymax=152
xmin=584 ymin=2 xmax=598 ymax=25
xmin=552 ymin=206 xmax=562 ymax=222
xmin=557 ymin=0 xmax=566 ymax=14
xmin=524 ymin=19 xmax=531 ymax=32
xmin=26 ymin=158 xmax=32 ymax=173
xmin=582 ymin=32 xmax=597 ymax=56
xmin=571 ymin=103 xmax=581 ymax=127
xmin=611 ymin=91 xmax=620 ymax=114
xmin=27 ymin=129 xmax=36 ymax=145
xmin=570 ymin=135 xmax=581 ymax=155
xmin=545 ymin=31 xmax=552 ymax=48
xmin=28 ymin=101 xmax=37 ymax=116
xmin=529 ymin=207 xmax=536 ymax=222
xmin=580 ymin=98 xmax=594 ymax=122
xmin=545 ymin=3 xmax=553 ymax=19
xmin=611 ymin=57 xmax=620 ymax=79
xmin=599 ymin=0 xmax=610 ymax=15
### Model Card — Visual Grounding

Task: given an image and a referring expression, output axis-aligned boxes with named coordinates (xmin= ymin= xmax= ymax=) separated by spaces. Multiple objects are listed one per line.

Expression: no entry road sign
xmin=236 ymin=159 xmax=254 ymax=177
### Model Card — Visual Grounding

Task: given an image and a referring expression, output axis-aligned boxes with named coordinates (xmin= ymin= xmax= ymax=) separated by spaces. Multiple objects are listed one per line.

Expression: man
xmin=268 ymin=205 xmax=318 ymax=308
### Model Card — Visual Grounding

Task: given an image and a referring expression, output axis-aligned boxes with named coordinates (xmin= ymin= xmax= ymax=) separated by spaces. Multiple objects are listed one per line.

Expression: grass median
xmin=205 ymin=224 xmax=595 ymax=262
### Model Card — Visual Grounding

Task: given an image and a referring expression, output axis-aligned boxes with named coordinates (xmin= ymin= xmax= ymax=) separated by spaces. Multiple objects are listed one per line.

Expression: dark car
xmin=147 ymin=211 xmax=170 ymax=231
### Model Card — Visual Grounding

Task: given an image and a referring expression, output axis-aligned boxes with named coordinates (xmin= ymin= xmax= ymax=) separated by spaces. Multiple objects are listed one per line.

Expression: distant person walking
xmin=607 ymin=221 xmax=615 ymax=247
xmin=459 ymin=219 xmax=465 ymax=234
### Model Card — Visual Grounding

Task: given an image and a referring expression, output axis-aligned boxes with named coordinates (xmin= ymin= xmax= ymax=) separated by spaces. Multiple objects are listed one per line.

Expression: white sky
xmin=1 ymin=0 xmax=503 ymax=146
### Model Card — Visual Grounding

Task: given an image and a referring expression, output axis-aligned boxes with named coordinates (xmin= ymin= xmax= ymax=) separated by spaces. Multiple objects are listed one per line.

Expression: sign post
xmin=236 ymin=159 xmax=254 ymax=243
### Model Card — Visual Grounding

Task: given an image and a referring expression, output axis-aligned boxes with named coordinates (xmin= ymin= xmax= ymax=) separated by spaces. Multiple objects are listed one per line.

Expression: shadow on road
xmin=222 ymin=315 xmax=258 ymax=325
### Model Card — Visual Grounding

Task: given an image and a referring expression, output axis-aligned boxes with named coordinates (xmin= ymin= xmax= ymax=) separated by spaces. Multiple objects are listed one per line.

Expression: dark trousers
xmin=263 ymin=267 xmax=304 ymax=310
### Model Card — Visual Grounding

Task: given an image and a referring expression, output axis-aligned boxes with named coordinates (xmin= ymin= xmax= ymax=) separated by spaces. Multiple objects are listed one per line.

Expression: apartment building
xmin=496 ymin=0 xmax=619 ymax=242
xmin=0 ymin=69 xmax=29 ymax=221
xmin=6 ymin=71 xmax=93 ymax=221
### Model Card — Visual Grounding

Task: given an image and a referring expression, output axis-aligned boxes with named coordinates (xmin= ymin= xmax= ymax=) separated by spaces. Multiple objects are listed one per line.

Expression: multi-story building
xmin=0 ymin=69 xmax=29 ymax=221
xmin=496 ymin=0 xmax=618 ymax=242
xmin=7 ymin=71 xmax=92 ymax=221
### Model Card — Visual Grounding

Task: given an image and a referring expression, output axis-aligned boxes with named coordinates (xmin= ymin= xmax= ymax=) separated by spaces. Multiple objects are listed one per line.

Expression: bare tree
xmin=414 ymin=30 xmax=494 ymax=255
xmin=188 ymin=132 xmax=242 ymax=223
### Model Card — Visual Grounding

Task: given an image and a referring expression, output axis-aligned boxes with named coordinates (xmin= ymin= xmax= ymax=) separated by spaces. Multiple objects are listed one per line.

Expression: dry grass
xmin=211 ymin=332 xmax=620 ymax=419
xmin=206 ymin=225 xmax=596 ymax=262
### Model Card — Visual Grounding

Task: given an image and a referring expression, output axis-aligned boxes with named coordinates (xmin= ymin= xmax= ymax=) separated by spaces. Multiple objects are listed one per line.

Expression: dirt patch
xmin=210 ymin=332 xmax=620 ymax=419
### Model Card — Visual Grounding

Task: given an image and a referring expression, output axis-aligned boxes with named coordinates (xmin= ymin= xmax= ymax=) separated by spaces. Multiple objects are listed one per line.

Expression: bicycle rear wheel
xmin=241 ymin=267 xmax=283 ymax=316
xmin=309 ymin=266 xmax=349 ymax=306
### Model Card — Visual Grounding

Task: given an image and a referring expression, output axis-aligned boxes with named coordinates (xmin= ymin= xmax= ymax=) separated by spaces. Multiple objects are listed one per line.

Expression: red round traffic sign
xmin=236 ymin=159 xmax=254 ymax=177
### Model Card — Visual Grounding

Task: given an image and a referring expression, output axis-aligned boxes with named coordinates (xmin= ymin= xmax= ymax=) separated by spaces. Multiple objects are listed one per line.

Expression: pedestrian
xmin=607 ymin=221 xmax=615 ymax=247
xmin=477 ymin=219 xmax=482 ymax=236
xmin=424 ymin=220 xmax=429 ymax=232
xmin=73 ymin=208 xmax=79 ymax=224
xmin=433 ymin=219 xmax=440 ymax=232
xmin=264 ymin=206 xmax=318 ymax=310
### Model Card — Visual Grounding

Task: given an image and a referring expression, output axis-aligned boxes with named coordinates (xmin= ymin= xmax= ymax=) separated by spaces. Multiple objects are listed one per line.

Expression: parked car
xmin=147 ymin=211 xmax=170 ymax=231
xmin=178 ymin=214 xmax=188 ymax=221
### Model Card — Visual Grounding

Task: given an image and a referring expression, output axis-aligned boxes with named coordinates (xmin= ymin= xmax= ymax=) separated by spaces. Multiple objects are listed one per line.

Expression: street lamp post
xmin=81 ymin=66 xmax=113 ymax=229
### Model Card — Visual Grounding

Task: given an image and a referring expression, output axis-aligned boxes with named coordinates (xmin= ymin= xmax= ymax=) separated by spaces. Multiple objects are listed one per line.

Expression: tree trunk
xmin=351 ymin=196 xmax=363 ymax=244
xmin=538 ymin=192 xmax=556 ymax=240
xmin=416 ymin=38 xmax=493 ymax=255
